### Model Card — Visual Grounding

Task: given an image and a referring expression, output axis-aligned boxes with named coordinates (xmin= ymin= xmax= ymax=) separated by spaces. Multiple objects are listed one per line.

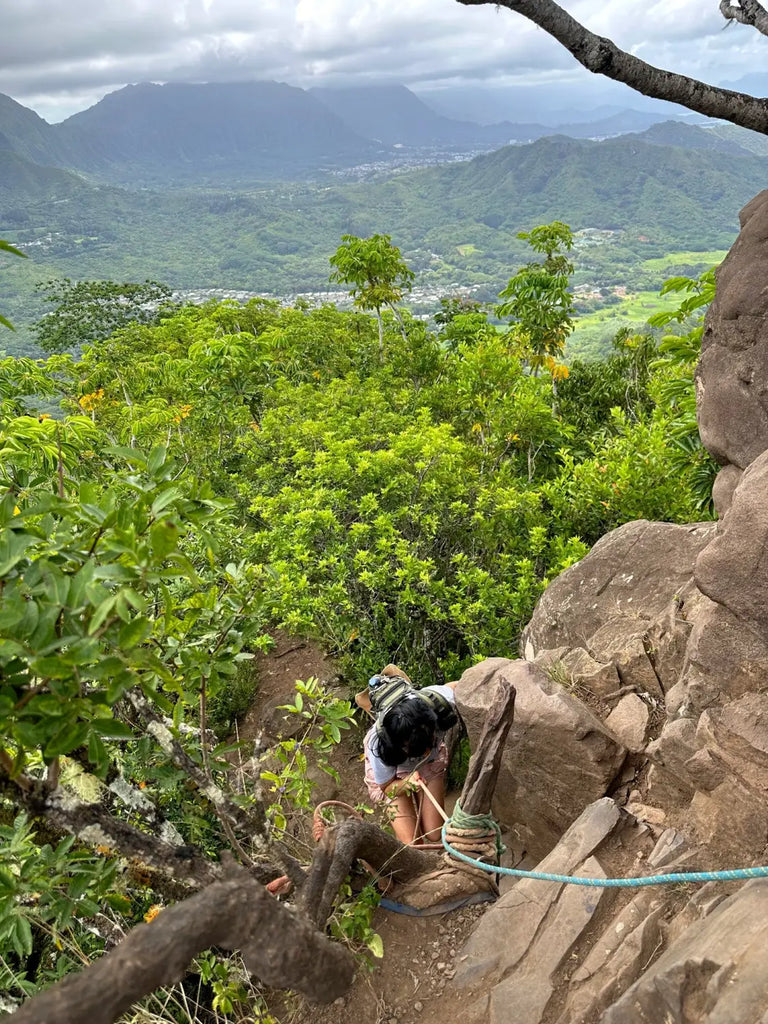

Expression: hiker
xmin=357 ymin=663 xmax=458 ymax=845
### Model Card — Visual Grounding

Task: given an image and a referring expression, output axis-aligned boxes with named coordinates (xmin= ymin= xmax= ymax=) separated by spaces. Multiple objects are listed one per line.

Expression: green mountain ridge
xmin=1 ymin=123 xmax=765 ymax=353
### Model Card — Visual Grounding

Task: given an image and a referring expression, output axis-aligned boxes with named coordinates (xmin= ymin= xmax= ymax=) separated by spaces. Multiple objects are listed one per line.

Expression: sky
xmin=1 ymin=0 xmax=764 ymax=123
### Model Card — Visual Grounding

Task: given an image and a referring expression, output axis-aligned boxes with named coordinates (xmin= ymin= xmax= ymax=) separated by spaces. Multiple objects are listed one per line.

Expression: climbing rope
xmin=441 ymin=801 xmax=768 ymax=888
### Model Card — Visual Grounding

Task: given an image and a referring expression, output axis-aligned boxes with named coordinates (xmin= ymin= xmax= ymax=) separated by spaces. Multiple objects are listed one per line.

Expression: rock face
xmin=449 ymin=803 xmax=707 ymax=1024
xmin=521 ymin=519 xmax=715 ymax=701
xmin=455 ymin=660 xmax=626 ymax=859
xmin=522 ymin=520 xmax=714 ymax=661
xmin=698 ymin=189 xmax=768 ymax=480
xmin=452 ymin=800 xmax=621 ymax=1002
xmin=696 ymin=448 xmax=768 ymax=646
xmin=602 ymin=880 xmax=768 ymax=1024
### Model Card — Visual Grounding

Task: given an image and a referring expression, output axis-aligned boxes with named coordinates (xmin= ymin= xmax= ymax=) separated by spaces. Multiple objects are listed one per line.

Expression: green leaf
xmin=12 ymin=916 xmax=33 ymax=958
xmin=44 ymin=719 xmax=91 ymax=759
xmin=118 ymin=617 xmax=152 ymax=649
xmin=92 ymin=719 xmax=134 ymax=740
xmin=105 ymin=892 xmax=132 ymax=914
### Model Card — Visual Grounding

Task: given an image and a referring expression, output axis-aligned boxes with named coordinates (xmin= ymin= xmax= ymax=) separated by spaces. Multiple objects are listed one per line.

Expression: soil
xmin=243 ymin=633 xmax=495 ymax=1024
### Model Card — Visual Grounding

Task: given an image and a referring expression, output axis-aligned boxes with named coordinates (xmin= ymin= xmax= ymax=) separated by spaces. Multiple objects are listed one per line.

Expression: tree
xmin=33 ymin=278 xmax=175 ymax=353
xmin=496 ymin=221 xmax=575 ymax=375
xmin=329 ymin=234 xmax=415 ymax=357
xmin=456 ymin=0 xmax=768 ymax=134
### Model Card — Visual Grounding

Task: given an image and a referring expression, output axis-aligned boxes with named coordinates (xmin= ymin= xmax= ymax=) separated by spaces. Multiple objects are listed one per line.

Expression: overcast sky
xmin=1 ymin=0 xmax=763 ymax=123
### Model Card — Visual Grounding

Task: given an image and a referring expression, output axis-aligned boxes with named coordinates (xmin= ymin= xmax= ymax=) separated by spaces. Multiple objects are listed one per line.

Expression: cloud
xmin=0 ymin=0 xmax=762 ymax=122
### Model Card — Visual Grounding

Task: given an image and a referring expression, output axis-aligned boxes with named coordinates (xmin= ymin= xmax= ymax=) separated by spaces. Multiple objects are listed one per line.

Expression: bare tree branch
xmin=126 ymin=690 xmax=307 ymax=889
xmin=11 ymin=871 xmax=355 ymax=1024
xmin=456 ymin=0 xmax=768 ymax=134
xmin=300 ymin=819 xmax=441 ymax=928
xmin=720 ymin=0 xmax=768 ymax=35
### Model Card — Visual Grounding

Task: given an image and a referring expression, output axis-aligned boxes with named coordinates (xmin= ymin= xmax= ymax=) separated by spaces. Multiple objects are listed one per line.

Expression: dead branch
xmin=11 ymin=871 xmax=354 ymax=1024
xmin=126 ymin=690 xmax=307 ymax=889
xmin=456 ymin=0 xmax=768 ymax=135
xmin=459 ymin=674 xmax=516 ymax=815
xmin=301 ymin=818 xmax=441 ymax=927
xmin=720 ymin=0 xmax=768 ymax=35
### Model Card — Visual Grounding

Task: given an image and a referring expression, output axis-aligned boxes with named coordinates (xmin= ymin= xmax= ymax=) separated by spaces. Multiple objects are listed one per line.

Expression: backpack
xmin=368 ymin=673 xmax=456 ymax=740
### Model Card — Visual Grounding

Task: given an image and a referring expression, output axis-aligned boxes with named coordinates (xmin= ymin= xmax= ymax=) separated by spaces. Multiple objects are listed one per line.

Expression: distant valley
xmin=1 ymin=80 xmax=767 ymax=358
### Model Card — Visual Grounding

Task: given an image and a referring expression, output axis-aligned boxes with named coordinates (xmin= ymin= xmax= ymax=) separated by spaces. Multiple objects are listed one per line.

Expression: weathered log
xmin=301 ymin=818 xmax=441 ymax=926
xmin=459 ymin=675 xmax=516 ymax=816
xmin=11 ymin=871 xmax=354 ymax=1024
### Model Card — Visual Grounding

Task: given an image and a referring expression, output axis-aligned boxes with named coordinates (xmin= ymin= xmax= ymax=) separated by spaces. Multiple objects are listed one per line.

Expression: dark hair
xmin=376 ymin=695 xmax=457 ymax=767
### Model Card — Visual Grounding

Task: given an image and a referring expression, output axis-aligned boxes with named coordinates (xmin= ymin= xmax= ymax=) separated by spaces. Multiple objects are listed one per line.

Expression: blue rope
xmin=441 ymin=820 xmax=768 ymax=887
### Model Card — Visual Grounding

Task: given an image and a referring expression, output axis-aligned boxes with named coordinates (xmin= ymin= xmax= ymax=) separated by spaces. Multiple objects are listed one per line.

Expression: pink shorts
xmin=363 ymin=735 xmax=450 ymax=804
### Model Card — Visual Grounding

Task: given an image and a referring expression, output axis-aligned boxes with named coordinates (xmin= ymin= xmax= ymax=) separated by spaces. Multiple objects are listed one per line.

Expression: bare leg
xmin=391 ymin=793 xmax=420 ymax=845
xmin=419 ymin=774 xmax=447 ymax=843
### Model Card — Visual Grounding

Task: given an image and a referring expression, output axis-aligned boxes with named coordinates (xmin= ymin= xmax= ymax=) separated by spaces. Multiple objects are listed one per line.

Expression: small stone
xmin=437 ymin=962 xmax=446 ymax=970
xmin=414 ymin=1002 xmax=424 ymax=1013
xmin=333 ymin=997 xmax=346 ymax=1007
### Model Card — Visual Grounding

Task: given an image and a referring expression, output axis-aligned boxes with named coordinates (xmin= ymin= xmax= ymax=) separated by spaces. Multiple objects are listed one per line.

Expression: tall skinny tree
xmin=329 ymin=234 xmax=415 ymax=358
xmin=496 ymin=221 xmax=575 ymax=375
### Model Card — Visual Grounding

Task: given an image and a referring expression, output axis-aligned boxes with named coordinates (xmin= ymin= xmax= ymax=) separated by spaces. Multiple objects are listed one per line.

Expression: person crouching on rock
xmin=356 ymin=663 xmax=458 ymax=845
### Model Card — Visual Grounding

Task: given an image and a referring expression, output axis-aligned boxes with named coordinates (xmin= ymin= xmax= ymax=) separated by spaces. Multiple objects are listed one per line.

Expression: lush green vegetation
xmin=0 ymin=233 xmax=716 ymax=1019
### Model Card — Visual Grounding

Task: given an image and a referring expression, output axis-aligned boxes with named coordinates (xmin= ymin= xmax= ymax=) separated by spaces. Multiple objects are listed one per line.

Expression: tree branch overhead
xmin=456 ymin=0 xmax=768 ymax=134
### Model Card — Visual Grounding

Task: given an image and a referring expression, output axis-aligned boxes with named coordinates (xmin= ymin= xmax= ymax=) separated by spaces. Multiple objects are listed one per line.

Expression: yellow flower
xmin=144 ymin=904 xmax=163 ymax=923
xmin=80 ymin=389 xmax=105 ymax=412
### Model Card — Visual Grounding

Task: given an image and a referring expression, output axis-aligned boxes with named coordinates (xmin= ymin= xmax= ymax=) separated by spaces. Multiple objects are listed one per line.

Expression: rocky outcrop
xmin=696 ymin=448 xmax=768 ymax=646
xmin=521 ymin=519 xmax=715 ymax=701
xmin=602 ymin=879 xmax=768 ymax=1024
xmin=453 ymin=799 xmax=621 ymax=994
xmin=698 ymin=190 xmax=768 ymax=484
xmin=449 ymin=802 xmax=712 ymax=1024
xmin=455 ymin=660 xmax=626 ymax=859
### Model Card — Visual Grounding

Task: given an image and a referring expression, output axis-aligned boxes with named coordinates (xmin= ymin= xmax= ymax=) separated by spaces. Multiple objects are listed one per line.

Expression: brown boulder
xmin=712 ymin=463 xmax=743 ymax=517
xmin=604 ymin=694 xmax=650 ymax=752
xmin=696 ymin=449 xmax=768 ymax=646
xmin=601 ymin=879 xmax=768 ymax=1024
xmin=537 ymin=646 xmax=620 ymax=697
xmin=455 ymin=659 xmax=626 ymax=859
xmin=522 ymin=520 xmax=715 ymax=672
xmin=697 ymin=189 xmax=768 ymax=470
xmin=673 ymin=598 xmax=768 ymax=716
xmin=587 ymin=618 xmax=664 ymax=700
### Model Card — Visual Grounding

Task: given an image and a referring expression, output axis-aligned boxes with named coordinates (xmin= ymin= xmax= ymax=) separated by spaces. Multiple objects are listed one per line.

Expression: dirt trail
xmin=247 ymin=635 xmax=492 ymax=1024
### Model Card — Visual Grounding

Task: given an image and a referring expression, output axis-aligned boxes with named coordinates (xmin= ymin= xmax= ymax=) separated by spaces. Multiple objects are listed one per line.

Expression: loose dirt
xmin=244 ymin=633 xmax=494 ymax=1024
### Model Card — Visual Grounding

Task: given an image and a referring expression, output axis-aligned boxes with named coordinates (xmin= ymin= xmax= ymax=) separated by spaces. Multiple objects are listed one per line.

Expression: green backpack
xmin=368 ymin=674 xmax=455 ymax=741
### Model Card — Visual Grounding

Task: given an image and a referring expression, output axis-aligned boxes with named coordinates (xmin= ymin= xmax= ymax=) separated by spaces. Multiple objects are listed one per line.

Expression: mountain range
xmin=0 ymin=80 xmax=714 ymax=187
xmin=1 ymin=78 xmax=767 ymax=359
